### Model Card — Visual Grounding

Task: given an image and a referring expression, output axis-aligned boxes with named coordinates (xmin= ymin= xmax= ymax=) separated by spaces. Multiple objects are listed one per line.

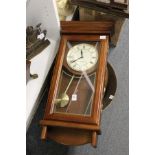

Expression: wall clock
xmin=40 ymin=21 xmax=114 ymax=147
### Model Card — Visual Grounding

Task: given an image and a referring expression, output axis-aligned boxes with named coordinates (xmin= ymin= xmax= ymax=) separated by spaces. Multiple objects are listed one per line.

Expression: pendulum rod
xmin=64 ymin=75 xmax=75 ymax=94
xmin=66 ymin=74 xmax=83 ymax=112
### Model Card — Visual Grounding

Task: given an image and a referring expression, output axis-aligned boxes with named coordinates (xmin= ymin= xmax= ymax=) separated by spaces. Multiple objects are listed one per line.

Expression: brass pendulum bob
xmin=55 ymin=93 xmax=69 ymax=108
xmin=55 ymin=75 xmax=75 ymax=107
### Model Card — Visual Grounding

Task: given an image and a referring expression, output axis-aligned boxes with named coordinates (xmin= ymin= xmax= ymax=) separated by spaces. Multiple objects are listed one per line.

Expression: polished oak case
xmin=40 ymin=21 xmax=114 ymax=147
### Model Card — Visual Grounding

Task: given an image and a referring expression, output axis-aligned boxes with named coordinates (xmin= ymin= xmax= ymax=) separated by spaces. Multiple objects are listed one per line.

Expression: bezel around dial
xmin=63 ymin=42 xmax=99 ymax=76
xmin=66 ymin=43 xmax=98 ymax=72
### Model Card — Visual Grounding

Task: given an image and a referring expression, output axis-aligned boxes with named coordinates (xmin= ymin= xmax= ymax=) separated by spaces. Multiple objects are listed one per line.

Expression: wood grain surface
xmin=61 ymin=21 xmax=115 ymax=36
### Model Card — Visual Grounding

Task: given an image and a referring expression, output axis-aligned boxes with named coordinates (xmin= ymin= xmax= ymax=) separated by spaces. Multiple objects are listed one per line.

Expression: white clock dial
xmin=66 ymin=43 xmax=98 ymax=72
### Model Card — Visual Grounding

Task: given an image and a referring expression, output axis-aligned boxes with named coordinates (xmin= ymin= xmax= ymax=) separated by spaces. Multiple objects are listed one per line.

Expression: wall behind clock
xmin=26 ymin=0 xmax=60 ymax=129
xmin=26 ymin=0 xmax=60 ymax=39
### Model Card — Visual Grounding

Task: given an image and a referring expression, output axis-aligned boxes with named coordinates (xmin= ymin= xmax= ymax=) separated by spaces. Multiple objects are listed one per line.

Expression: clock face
xmin=66 ymin=43 xmax=98 ymax=72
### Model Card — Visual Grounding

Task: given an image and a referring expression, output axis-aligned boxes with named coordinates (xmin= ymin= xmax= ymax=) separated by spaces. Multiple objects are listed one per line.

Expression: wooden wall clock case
xmin=40 ymin=21 xmax=114 ymax=148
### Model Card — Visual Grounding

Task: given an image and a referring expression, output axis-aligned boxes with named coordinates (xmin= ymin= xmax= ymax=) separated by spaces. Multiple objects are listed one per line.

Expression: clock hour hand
xmin=81 ymin=50 xmax=83 ymax=58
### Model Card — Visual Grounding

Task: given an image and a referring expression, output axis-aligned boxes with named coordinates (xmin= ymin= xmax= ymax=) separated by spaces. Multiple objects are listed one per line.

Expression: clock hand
xmin=81 ymin=50 xmax=83 ymax=58
xmin=70 ymin=56 xmax=82 ymax=63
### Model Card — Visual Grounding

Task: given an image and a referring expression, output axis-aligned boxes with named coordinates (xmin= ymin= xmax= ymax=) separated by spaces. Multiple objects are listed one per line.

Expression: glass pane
xmin=51 ymin=40 xmax=100 ymax=116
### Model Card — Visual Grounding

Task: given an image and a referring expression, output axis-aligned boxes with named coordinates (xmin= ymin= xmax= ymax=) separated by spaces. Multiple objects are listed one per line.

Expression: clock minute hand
xmin=71 ymin=57 xmax=82 ymax=63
